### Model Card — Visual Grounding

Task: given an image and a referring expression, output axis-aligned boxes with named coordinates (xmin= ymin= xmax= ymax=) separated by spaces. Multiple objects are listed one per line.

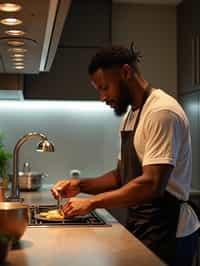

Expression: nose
xmin=99 ymin=91 xmax=107 ymax=102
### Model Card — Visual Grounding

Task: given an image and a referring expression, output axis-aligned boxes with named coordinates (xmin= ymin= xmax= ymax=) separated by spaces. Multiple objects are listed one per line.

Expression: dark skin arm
xmin=79 ymin=161 xmax=121 ymax=194
xmin=62 ymin=163 xmax=173 ymax=217
xmin=51 ymin=161 xmax=121 ymax=199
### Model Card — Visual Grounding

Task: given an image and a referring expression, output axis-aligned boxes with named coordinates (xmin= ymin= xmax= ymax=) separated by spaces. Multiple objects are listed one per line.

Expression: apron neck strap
xmin=123 ymin=85 xmax=152 ymax=131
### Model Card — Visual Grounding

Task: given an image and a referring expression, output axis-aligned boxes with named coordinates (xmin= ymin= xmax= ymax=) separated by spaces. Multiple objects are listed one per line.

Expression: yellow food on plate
xmin=39 ymin=209 xmax=64 ymax=219
xmin=39 ymin=212 xmax=49 ymax=217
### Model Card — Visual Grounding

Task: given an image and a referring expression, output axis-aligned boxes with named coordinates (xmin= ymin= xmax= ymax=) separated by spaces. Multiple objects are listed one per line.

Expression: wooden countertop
xmin=5 ymin=186 xmax=166 ymax=266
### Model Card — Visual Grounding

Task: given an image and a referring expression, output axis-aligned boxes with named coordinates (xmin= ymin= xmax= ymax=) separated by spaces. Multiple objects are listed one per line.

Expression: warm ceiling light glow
xmin=13 ymin=62 xmax=24 ymax=66
xmin=5 ymin=30 xmax=25 ymax=36
xmin=11 ymin=54 xmax=24 ymax=58
xmin=0 ymin=18 xmax=22 ymax=26
xmin=7 ymin=40 xmax=24 ymax=46
xmin=8 ymin=47 xmax=27 ymax=53
xmin=0 ymin=3 xmax=22 ymax=12
xmin=14 ymin=66 xmax=24 ymax=69
xmin=11 ymin=58 xmax=24 ymax=62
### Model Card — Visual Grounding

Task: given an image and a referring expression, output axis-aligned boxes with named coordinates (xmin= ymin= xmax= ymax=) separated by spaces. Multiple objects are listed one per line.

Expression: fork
xmin=57 ymin=191 xmax=62 ymax=214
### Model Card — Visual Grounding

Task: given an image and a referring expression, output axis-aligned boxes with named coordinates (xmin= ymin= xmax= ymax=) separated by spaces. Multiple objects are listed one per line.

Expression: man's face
xmin=90 ymin=68 xmax=132 ymax=116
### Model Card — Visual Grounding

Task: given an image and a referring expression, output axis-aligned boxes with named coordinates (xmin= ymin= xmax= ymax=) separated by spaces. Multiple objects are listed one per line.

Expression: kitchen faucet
xmin=8 ymin=132 xmax=54 ymax=201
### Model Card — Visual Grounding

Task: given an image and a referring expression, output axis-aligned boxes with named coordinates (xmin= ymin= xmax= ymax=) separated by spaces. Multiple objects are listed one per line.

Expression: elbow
xmin=152 ymin=180 xmax=168 ymax=199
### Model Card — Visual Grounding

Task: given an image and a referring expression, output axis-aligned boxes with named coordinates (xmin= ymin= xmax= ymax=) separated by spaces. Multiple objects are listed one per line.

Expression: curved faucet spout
xmin=9 ymin=132 xmax=54 ymax=201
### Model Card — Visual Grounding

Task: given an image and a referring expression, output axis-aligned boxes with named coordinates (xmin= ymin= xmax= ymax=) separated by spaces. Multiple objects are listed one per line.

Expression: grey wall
xmin=0 ymin=100 xmax=120 ymax=184
xmin=112 ymin=3 xmax=177 ymax=97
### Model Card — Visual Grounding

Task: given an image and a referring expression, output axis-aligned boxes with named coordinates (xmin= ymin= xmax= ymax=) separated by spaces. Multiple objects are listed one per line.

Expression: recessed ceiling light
xmin=13 ymin=62 xmax=24 ymax=66
xmin=11 ymin=58 xmax=24 ymax=62
xmin=8 ymin=47 xmax=27 ymax=53
xmin=14 ymin=66 xmax=24 ymax=69
xmin=5 ymin=30 xmax=25 ymax=36
xmin=0 ymin=3 xmax=22 ymax=12
xmin=0 ymin=18 xmax=22 ymax=26
xmin=7 ymin=40 xmax=24 ymax=46
xmin=11 ymin=54 xmax=25 ymax=58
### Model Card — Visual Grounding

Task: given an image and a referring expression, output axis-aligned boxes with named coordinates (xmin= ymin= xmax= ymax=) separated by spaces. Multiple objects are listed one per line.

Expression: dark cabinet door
xmin=59 ymin=0 xmax=111 ymax=47
xmin=180 ymin=93 xmax=200 ymax=188
xmin=24 ymin=48 xmax=99 ymax=100
xmin=192 ymin=1 xmax=200 ymax=89
xmin=178 ymin=0 xmax=193 ymax=95
xmin=178 ymin=0 xmax=200 ymax=95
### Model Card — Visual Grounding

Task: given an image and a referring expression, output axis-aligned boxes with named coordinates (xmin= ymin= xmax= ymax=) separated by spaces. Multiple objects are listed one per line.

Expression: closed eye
xmin=100 ymin=86 xmax=108 ymax=91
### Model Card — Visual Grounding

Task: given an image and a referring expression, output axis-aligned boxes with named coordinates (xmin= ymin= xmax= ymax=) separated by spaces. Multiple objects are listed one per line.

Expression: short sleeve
xmin=142 ymin=110 xmax=181 ymax=166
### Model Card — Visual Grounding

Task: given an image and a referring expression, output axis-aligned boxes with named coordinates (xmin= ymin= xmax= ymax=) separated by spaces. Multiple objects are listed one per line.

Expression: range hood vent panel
xmin=0 ymin=0 xmax=71 ymax=74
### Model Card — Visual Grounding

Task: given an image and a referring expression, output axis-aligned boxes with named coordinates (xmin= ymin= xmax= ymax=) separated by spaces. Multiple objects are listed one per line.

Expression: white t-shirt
xmin=119 ymin=88 xmax=200 ymax=237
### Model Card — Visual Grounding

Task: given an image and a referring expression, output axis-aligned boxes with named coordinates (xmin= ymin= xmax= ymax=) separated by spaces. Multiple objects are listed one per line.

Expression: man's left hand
xmin=62 ymin=197 xmax=93 ymax=218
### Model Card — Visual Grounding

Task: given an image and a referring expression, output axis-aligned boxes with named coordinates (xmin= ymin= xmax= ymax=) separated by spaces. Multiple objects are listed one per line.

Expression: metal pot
xmin=19 ymin=171 xmax=48 ymax=191
xmin=0 ymin=202 xmax=29 ymax=241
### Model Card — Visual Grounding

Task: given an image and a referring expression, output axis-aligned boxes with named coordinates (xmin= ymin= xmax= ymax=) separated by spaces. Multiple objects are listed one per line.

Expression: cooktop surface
xmin=28 ymin=204 xmax=109 ymax=227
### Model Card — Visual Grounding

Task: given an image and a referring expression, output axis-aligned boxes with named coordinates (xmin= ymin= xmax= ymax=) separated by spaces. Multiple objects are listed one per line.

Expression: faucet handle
xmin=23 ymin=162 xmax=31 ymax=173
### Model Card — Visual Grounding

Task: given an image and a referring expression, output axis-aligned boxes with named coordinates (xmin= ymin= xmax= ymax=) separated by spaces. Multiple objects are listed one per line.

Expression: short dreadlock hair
xmin=88 ymin=42 xmax=142 ymax=75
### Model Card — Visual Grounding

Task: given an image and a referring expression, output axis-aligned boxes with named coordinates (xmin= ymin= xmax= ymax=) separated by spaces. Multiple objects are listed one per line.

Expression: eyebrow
xmin=90 ymin=80 xmax=98 ymax=89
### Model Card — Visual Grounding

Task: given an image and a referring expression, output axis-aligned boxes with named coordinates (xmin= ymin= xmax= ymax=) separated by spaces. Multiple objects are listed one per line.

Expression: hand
xmin=62 ymin=197 xmax=93 ymax=218
xmin=51 ymin=179 xmax=81 ymax=199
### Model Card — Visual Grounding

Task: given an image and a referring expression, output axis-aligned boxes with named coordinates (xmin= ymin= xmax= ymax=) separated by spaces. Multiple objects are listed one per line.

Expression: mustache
xmin=106 ymin=100 xmax=115 ymax=105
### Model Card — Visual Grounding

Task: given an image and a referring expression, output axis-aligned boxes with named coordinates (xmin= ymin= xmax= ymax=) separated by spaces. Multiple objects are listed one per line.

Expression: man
xmin=52 ymin=44 xmax=199 ymax=265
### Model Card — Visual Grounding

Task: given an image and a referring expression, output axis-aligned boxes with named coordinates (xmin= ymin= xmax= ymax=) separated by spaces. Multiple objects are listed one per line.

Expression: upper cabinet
xmin=59 ymin=0 xmax=111 ymax=47
xmin=180 ymin=92 xmax=200 ymax=188
xmin=178 ymin=0 xmax=200 ymax=96
xmin=24 ymin=47 xmax=99 ymax=100
xmin=24 ymin=0 xmax=111 ymax=100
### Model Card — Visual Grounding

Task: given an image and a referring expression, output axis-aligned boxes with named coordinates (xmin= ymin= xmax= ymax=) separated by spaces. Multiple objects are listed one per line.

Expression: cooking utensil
xmin=0 ymin=202 xmax=29 ymax=241
xmin=17 ymin=161 xmax=48 ymax=191
xmin=57 ymin=192 xmax=62 ymax=213
xmin=18 ymin=171 xmax=48 ymax=191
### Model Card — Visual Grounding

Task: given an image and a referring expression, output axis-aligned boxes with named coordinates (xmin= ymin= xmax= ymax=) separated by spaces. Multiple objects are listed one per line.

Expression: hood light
xmin=0 ymin=18 xmax=22 ymax=26
xmin=5 ymin=30 xmax=25 ymax=36
xmin=11 ymin=54 xmax=24 ymax=58
xmin=13 ymin=62 xmax=24 ymax=66
xmin=8 ymin=40 xmax=24 ymax=46
xmin=11 ymin=58 xmax=24 ymax=62
xmin=14 ymin=66 xmax=24 ymax=70
xmin=0 ymin=3 xmax=22 ymax=12
xmin=8 ymin=48 xmax=27 ymax=53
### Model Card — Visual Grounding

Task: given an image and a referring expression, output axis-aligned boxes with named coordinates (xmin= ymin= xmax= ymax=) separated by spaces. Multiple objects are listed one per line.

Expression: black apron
xmin=121 ymin=89 xmax=181 ymax=264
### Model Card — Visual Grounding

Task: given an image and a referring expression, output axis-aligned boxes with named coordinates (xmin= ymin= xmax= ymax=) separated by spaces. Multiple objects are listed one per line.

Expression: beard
xmin=113 ymin=80 xmax=132 ymax=116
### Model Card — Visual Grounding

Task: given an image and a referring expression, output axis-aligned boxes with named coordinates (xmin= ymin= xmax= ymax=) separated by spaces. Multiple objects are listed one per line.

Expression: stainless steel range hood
xmin=0 ymin=0 xmax=71 ymax=74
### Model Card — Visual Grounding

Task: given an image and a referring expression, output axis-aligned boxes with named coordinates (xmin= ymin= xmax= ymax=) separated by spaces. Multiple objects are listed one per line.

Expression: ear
xmin=120 ymin=64 xmax=132 ymax=81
